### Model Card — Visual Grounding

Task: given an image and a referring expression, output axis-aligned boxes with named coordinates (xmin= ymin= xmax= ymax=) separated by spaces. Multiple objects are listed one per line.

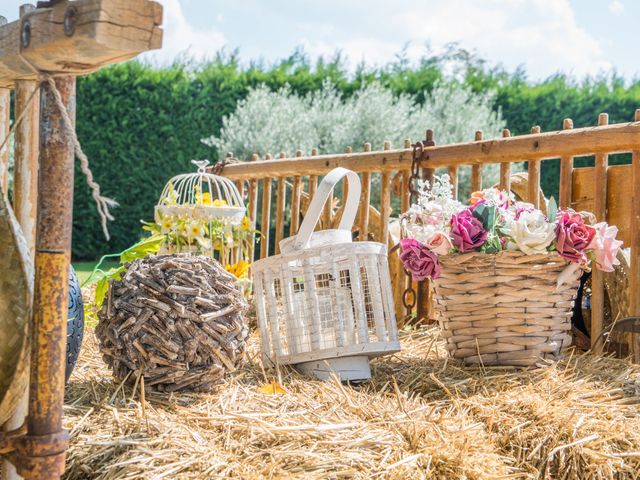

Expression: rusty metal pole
xmin=18 ymin=76 xmax=75 ymax=480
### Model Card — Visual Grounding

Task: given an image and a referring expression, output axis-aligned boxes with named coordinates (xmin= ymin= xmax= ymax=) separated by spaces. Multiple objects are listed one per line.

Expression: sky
xmin=0 ymin=0 xmax=636 ymax=80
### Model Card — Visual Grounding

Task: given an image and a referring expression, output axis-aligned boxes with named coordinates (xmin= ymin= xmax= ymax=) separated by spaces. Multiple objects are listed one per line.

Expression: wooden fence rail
xmin=218 ymin=111 xmax=640 ymax=360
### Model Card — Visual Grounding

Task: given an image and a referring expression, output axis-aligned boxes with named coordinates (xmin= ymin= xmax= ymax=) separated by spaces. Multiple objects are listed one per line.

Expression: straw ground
xmin=63 ymin=320 xmax=640 ymax=479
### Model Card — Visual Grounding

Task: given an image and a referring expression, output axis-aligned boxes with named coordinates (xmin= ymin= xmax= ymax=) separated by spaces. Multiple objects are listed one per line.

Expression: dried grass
xmin=64 ymin=325 xmax=640 ymax=479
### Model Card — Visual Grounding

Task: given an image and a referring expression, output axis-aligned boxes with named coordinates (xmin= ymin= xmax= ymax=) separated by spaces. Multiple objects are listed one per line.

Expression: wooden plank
xmin=528 ymin=125 xmax=541 ymax=208
xmin=499 ymin=129 xmax=511 ymax=192
xmin=380 ymin=141 xmax=391 ymax=244
xmin=591 ymin=113 xmax=609 ymax=352
xmin=631 ymin=109 xmax=640 ymax=362
xmin=559 ymin=118 xmax=574 ymax=209
xmin=290 ymin=149 xmax=303 ymax=235
xmin=359 ymin=143 xmax=372 ymax=241
xmin=220 ymin=121 xmax=640 ymax=180
xmin=571 ymin=164 xmax=631 ymax=246
xmin=260 ymin=154 xmax=272 ymax=259
xmin=0 ymin=0 xmax=163 ymax=88
xmin=274 ymin=152 xmax=286 ymax=254
xmin=471 ymin=131 xmax=483 ymax=192
xmin=0 ymin=88 xmax=9 ymax=197
xmin=448 ymin=166 xmax=458 ymax=199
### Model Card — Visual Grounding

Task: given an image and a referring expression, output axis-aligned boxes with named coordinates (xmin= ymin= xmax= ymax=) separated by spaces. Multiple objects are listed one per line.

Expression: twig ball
xmin=96 ymin=254 xmax=249 ymax=392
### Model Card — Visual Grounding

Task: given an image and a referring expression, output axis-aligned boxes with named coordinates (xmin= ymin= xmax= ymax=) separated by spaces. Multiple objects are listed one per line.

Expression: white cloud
xmin=609 ymin=0 xmax=624 ymax=14
xmin=295 ymin=0 xmax=610 ymax=79
xmin=143 ymin=0 xmax=226 ymax=64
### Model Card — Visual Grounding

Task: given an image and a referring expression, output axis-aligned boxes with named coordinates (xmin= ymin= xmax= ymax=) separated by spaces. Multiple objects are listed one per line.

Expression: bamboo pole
xmin=499 ymin=128 xmax=511 ymax=192
xmin=380 ymin=141 xmax=391 ymax=244
xmin=630 ymin=109 xmax=640 ymax=362
xmin=274 ymin=152 xmax=286 ymax=254
xmin=260 ymin=154 xmax=272 ymax=259
xmin=559 ymin=118 xmax=574 ymax=209
xmin=528 ymin=125 xmax=541 ymax=208
xmin=0 ymin=87 xmax=9 ymax=198
xmin=591 ymin=113 xmax=609 ymax=352
xmin=290 ymin=150 xmax=303 ymax=235
xmin=471 ymin=131 xmax=483 ymax=192
xmin=359 ymin=143 xmax=372 ymax=241
xmin=3 ymin=79 xmax=40 ymax=480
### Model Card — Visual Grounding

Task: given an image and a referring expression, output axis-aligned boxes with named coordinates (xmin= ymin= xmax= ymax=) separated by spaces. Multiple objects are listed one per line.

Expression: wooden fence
xmin=218 ymin=110 xmax=640 ymax=358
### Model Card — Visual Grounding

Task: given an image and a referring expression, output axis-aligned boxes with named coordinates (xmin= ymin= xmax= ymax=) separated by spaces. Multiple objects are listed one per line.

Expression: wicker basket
xmin=433 ymin=251 xmax=581 ymax=367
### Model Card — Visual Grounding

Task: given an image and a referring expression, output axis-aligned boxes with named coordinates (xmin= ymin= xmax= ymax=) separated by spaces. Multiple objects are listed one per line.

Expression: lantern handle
xmin=293 ymin=167 xmax=361 ymax=251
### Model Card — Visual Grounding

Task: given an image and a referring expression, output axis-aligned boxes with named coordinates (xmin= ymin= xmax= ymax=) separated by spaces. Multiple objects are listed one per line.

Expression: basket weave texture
xmin=434 ymin=251 xmax=581 ymax=367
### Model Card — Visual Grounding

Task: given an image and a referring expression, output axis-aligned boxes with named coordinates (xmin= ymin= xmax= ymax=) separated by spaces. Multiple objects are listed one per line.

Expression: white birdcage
xmin=155 ymin=160 xmax=245 ymax=226
xmin=252 ymin=168 xmax=400 ymax=381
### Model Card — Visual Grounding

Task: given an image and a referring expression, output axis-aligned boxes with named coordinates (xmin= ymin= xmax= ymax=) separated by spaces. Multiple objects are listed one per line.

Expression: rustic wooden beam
xmin=219 ymin=121 xmax=640 ymax=181
xmin=631 ymin=109 xmax=640 ymax=362
xmin=0 ymin=88 xmax=9 ymax=195
xmin=0 ymin=0 xmax=163 ymax=88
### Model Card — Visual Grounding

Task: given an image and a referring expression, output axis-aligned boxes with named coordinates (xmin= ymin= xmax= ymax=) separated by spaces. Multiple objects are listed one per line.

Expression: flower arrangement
xmin=399 ymin=175 xmax=622 ymax=281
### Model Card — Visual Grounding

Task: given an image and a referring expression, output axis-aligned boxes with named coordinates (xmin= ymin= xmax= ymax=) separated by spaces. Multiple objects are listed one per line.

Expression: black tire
xmin=66 ymin=266 xmax=85 ymax=382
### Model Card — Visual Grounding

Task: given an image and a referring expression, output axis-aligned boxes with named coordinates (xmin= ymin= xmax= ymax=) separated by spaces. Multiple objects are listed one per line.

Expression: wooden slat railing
xmin=221 ymin=111 xmax=640 ymax=360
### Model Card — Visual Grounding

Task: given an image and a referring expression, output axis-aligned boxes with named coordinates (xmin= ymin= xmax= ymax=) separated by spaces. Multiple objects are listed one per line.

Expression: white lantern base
xmin=295 ymin=355 xmax=371 ymax=382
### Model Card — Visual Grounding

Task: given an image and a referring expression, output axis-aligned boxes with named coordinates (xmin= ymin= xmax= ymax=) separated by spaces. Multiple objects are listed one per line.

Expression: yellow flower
xmin=241 ymin=216 xmax=251 ymax=231
xmin=160 ymin=217 xmax=173 ymax=234
xmin=199 ymin=191 xmax=212 ymax=205
xmin=212 ymin=199 xmax=228 ymax=207
xmin=225 ymin=260 xmax=250 ymax=279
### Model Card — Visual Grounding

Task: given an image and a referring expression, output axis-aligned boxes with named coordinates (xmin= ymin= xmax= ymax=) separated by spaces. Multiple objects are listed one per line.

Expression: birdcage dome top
xmin=155 ymin=160 xmax=246 ymax=225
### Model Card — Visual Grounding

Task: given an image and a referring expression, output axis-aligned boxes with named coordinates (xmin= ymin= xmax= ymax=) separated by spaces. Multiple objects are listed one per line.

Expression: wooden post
xmin=591 ymin=113 xmax=609 ymax=352
xmin=0 ymin=87 xmax=9 ymax=197
xmin=3 ymin=79 xmax=40 ymax=480
xmin=309 ymin=148 xmax=318 ymax=231
xmin=359 ymin=143 xmax=372 ymax=240
xmin=499 ymin=129 xmax=511 ymax=192
xmin=380 ymin=141 xmax=391 ymax=244
xmin=400 ymin=139 xmax=411 ymax=214
xmin=630 ymin=109 xmax=640 ymax=362
xmin=260 ymin=154 xmax=272 ymax=259
xmin=471 ymin=131 xmax=483 ymax=192
xmin=290 ymin=150 xmax=303 ymax=235
xmin=343 ymin=146 xmax=352 ymax=203
xmin=417 ymin=130 xmax=435 ymax=324
xmin=247 ymin=153 xmax=258 ymax=262
xmin=528 ymin=125 xmax=541 ymax=208
xmin=559 ymin=118 xmax=574 ymax=209
xmin=274 ymin=152 xmax=286 ymax=254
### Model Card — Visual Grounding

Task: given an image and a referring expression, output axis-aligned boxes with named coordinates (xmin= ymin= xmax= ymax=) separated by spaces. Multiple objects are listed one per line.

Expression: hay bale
xmin=96 ymin=254 xmax=248 ymax=392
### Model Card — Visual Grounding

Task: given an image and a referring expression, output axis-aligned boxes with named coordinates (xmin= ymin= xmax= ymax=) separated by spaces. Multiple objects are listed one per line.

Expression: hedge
xmin=72 ymin=56 xmax=640 ymax=259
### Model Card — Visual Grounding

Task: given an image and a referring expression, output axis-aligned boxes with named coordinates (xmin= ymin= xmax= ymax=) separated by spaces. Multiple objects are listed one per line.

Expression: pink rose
xmin=421 ymin=203 xmax=444 ymax=226
xmin=399 ymin=238 xmax=441 ymax=281
xmin=450 ymin=209 xmax=488 ymax=252
xmin=424 ymin=230 xmax=452 ymax=255
xmin=555 ymin=210 xmax=596 ymax=263
xmin=588 ymin=222 xmax=622 ymax=272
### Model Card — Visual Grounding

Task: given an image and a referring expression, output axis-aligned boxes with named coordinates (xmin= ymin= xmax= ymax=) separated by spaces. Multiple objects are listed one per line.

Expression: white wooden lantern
xmin=155 ymin=160 xmax=245 ymax=227
xmin=252 ymin=168 xmax=400 ymax=381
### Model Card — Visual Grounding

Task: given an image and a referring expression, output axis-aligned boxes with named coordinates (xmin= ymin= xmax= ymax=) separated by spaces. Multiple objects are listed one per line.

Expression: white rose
xmin=503 ymin=210 xmax=554 ymax=254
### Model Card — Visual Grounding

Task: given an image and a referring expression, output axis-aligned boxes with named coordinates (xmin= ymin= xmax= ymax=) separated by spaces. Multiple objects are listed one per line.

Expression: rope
xmin=44 ymin=76 xmax=117 ymax=240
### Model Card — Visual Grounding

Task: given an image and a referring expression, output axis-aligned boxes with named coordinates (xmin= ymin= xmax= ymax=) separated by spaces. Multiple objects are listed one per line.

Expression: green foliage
xmin=87 ymin=234 xmax=164 ymax=308
xmin=71 ymin=50 xmax=640 ymax=259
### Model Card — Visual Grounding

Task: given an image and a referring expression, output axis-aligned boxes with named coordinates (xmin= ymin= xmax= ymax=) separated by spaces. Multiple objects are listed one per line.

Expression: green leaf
xmin=472 ymin=204 xmax=496 ymax=230
xmin=547 ymin=196 xmax=558 ymax=223
xmin=120 ymin=234 xmax=164 ymax=263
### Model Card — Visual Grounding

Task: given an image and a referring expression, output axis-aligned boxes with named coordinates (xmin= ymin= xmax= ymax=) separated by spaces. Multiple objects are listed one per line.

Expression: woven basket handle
xmin=293 ymin=167 xmax=361 ymax=250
